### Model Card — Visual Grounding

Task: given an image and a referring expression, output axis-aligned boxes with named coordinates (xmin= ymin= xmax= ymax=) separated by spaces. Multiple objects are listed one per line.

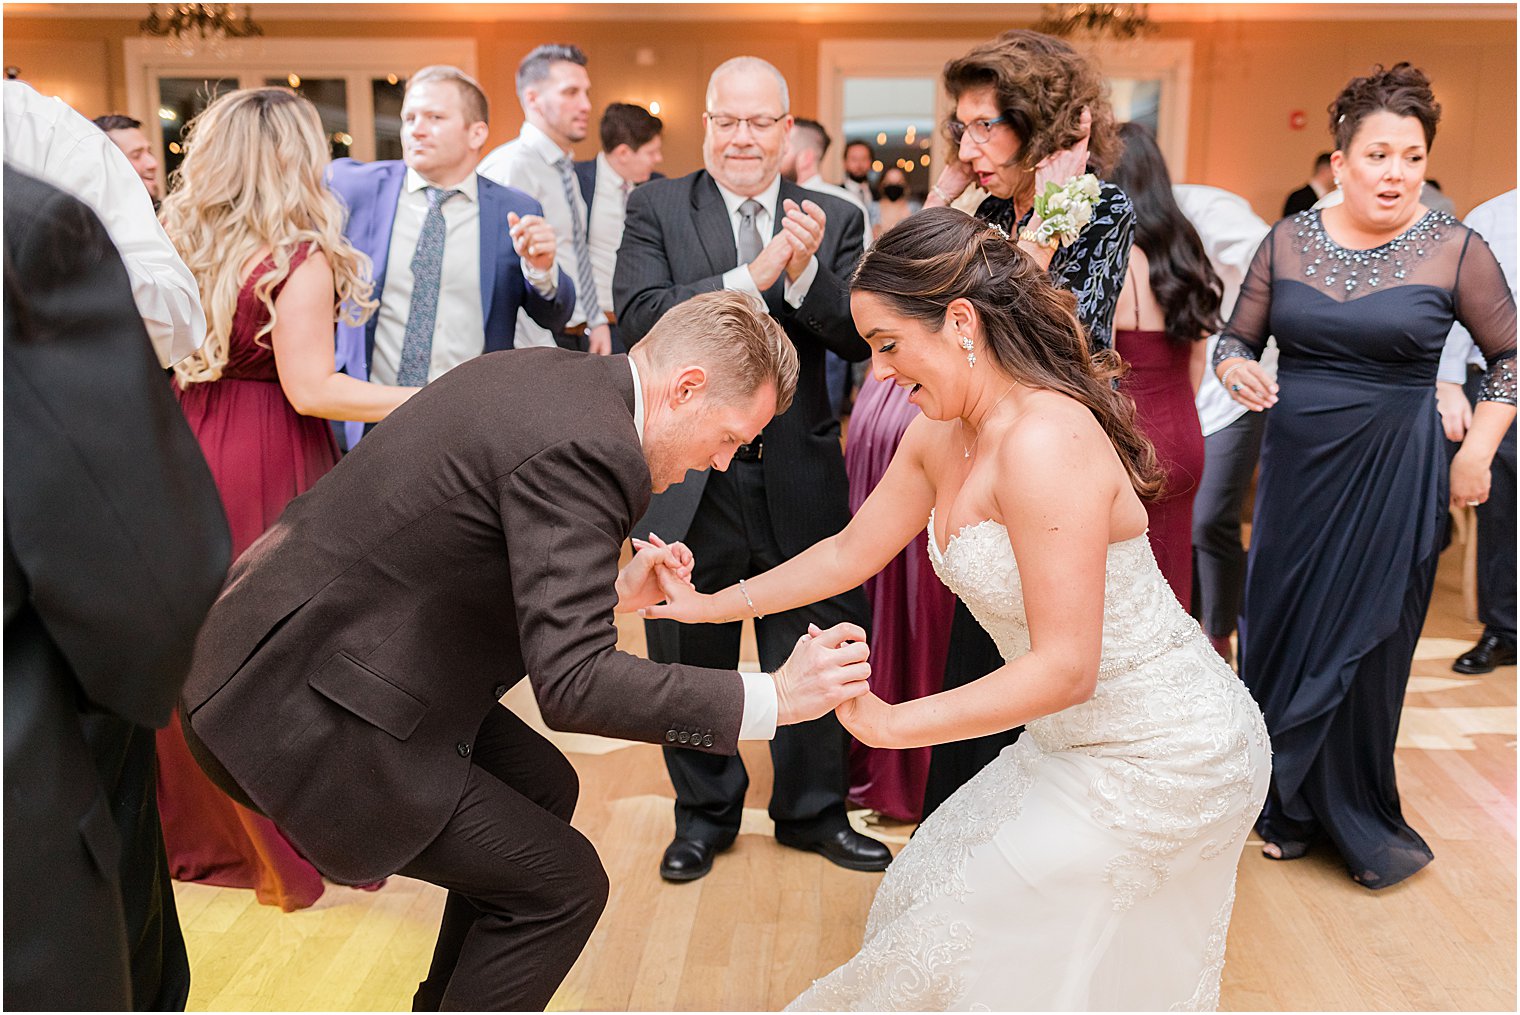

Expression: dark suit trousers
xmin=643 ymin=460 xmax=863 ymax=844
xmin=79 ymin=714 xmax=192 ymax=1011
xmin=401 ymin=705 xmax=608 ymax=1012
xmin=1190 ymin=408 xmax=1268 ymax=640
xmin=1446 ymin=368 xmax=1517 ymax=643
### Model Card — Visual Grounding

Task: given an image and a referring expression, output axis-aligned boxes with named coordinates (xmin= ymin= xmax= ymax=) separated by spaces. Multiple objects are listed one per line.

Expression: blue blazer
xmin=327 ymin=159 xmax=575 ymax=444
xmin=573 ymin=158 xmax=664 ymax=225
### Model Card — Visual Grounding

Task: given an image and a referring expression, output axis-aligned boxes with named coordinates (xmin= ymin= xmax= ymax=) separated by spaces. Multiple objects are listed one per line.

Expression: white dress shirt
xmin=713 ymin=174 xmax=818 ymax=307
xmin=370 ymin=168 xmax=488 ymax=386
xmin=1173 ymin=184 xmax=1279 ymax=437
xmin=478 ymin=121 xmax=605 ymax=347
xmin=587 ymin=152 xmax=630 ymax=314
xmin=1440 ymin=189 xmax=1516 ymax=382
xmin=625 ymin=356 xmax=778 ymax=740
xmin=799 ymin=172 xmax=871 ymax=249
xmin=2 ymin=80 xmax=205 ymax=368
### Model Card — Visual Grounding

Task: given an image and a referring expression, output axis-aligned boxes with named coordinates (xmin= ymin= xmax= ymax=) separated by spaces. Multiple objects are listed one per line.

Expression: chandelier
xmin=140 ymin=4 xmax=263 ymax=57
xmin=1034 ymin=4 xmax=1155 ymax=41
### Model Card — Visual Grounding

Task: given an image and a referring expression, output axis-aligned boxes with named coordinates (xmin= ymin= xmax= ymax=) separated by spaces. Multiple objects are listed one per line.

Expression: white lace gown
xmin=788 ymin=514 xmax=1271 ymax=1012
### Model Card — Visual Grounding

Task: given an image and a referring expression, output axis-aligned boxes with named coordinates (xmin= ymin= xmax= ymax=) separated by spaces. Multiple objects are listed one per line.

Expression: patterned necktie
xmin=396 ymin=186 xmax=461 ymax=386
xmin=737 ymin=199 xmax=764 ymax=265
xmin=555 ymin=155 xmax=604 ymax=329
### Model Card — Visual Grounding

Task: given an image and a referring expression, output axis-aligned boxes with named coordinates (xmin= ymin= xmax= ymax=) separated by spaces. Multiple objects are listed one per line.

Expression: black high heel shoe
xmin=1261 ymin=839 xmax=1310 ymax=861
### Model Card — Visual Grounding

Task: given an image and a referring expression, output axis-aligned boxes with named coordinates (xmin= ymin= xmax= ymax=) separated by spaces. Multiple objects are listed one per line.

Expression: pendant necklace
xmin=961 ymin=384 xmax=1017 ymax=460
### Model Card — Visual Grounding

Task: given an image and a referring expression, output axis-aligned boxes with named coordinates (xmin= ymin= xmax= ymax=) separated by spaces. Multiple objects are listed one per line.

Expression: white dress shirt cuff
xmin=723 ymin=264 xmax=763 ymax=298
xmin=522 ymin=261 xmax=558 ymax=298
xmin=783 ymin=256 xmax=819 ymax=308
xmin=738 ymin=670 xmax=779 ymax=740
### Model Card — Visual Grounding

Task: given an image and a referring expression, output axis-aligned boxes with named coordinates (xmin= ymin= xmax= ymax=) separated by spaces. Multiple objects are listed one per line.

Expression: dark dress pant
xmin=1446 ymin=367 xmax=1517 ymax=643
xmin=403 ymin=705 xmax=607 ymax=1012
xmin=1190 ymin=408 xmax=1268 ymax=640
xmin=643 ymin=460 xmax=866 ymax=845
xmin=79 ymin=714 xmax=192 ymax=1011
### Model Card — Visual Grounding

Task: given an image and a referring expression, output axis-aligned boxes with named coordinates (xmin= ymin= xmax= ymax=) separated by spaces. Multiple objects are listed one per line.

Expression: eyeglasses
xmin=945 ymin=115 xmax=1009 ymax=145
xmin=706 ymin=112 xmax=787 ymax=134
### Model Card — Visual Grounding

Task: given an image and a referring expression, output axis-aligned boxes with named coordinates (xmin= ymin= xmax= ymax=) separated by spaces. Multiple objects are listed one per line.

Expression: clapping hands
xmin=747 ymin=199 xmax=827 ymax=290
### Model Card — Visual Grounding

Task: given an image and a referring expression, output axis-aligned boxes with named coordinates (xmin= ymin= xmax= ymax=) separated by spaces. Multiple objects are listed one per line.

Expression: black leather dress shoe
xmin=659 ymin=836 xmax=727 ymax=882
xmin=1453 ymin=633 xmax=1518 ymax=674
xmin=775 ymin=826 xmax=892 ymax=872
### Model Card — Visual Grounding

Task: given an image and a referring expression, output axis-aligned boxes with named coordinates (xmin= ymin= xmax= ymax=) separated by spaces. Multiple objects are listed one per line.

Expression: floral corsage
xmin=1020 ymin=173 xmax=1102 ymax=249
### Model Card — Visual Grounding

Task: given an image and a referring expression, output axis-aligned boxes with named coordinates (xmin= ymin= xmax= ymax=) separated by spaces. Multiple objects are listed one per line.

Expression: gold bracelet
xmin=738 ymin=577 xmax=763 ymax=619
xmin=1018 ymin=226 xmax=1057 ymax=249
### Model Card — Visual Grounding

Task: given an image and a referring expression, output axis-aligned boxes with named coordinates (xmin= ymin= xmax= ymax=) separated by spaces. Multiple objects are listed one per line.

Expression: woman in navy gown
xmin=1216 ymin=64 xmax=1516 ymax=888
xmin=918 ymin=30 xmax=1134 ymax=818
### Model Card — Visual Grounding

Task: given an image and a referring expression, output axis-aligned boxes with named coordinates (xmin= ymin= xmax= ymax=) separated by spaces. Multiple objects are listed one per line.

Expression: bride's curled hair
xmin=853 ymin=207 xmax=1163 ymax=499
xmin=162 ymin=87 xmax=377 ymax=385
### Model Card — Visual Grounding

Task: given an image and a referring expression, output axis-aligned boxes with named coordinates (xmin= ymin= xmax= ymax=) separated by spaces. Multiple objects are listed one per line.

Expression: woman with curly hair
xmin=914 ymin=28 xmax=1137 ymax=820
xmin=157 ymin=87 xmax=417 ymax=909
xmin=1218 ymin=64 xmax=1515 ymax=888
xmin=1110 ymin=121 xmax=1223 ymax=607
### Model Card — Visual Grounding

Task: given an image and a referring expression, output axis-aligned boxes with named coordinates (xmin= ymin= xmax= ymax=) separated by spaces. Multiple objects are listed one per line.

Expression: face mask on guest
xmin=881 ymin=184 xmax=906 ymax=202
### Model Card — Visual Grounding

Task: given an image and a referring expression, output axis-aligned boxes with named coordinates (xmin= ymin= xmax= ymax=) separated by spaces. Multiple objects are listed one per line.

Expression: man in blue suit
xmin=327 ymin=65 xmax=575 ymax=448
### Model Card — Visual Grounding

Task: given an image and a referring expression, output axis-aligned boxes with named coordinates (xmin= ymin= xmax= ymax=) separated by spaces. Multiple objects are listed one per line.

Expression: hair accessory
xmin=961 ymin=331 xmax=977 ymax=368
xmin=985 ymin=220 xmax=1010 ymax=241
xmin=738 ymin=577 xmax=763 ymax=619
xmin=1025 ymin=173 xmax=1101 ymax=249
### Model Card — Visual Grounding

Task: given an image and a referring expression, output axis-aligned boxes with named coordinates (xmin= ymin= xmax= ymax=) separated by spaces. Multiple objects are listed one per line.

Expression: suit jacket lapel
xmin=477 ymin=175 xmax=499 ymax=325
xmin=692 ymin=173 xmax=739 ymax=278
xmin=365 ymin=164 xmax=407 ymax=355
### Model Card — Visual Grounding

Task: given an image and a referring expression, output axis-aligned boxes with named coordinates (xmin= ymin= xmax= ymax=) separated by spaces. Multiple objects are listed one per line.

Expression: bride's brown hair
xmin=854 ymin=207 xmax=1163 ymax=500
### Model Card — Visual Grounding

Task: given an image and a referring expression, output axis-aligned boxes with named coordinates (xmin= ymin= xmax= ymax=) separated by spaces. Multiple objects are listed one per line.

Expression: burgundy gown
xmin=157 ymin=246 xmax=334 ymax=911
xmin=844 ymin=375 xmax=956 ymax=822
xmin=1115 ymin=327 xmax=1205 ymax=608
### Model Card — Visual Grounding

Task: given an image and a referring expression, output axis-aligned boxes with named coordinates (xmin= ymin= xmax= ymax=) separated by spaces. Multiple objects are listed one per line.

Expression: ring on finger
xmin=1231 ymin=383 xmax=1243 ymax=392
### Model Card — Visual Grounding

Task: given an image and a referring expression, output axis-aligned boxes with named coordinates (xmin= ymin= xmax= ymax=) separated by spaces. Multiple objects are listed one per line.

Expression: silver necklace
xmin=961 ymin=384 xmax=1017 ymax=460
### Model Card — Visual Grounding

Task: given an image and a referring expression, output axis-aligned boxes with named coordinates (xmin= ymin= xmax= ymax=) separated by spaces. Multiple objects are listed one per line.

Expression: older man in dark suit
xmin=614 ymin=56 xmax=885 ymax=883
xmin=178 ymin=290 xmax=872 ymax=1011
xmin=4 ymin=166 xmax=230 ymax=1009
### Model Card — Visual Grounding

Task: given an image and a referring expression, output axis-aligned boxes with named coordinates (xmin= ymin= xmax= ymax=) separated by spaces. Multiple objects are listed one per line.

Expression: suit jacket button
xmin=702 ymin=734 xmax=714 ymax=747
xmin=493 ymin=684 xmax=508 ymax=699
xmin=666 ymin=730 xmax=677 ymax=742
xmin=456 ymin=741 xmax=472 ymax=758
xmin=678 ymin=732 xmax=690 ymax=744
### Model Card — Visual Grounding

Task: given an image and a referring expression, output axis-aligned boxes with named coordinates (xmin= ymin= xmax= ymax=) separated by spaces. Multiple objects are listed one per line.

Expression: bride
xmin=645 ymin=208 xmax=1271 ymax=1011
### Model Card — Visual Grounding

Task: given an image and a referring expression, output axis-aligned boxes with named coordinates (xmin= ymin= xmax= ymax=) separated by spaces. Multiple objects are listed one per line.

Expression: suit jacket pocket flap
xmin=309 ymin=652 xmax=426 ymax=742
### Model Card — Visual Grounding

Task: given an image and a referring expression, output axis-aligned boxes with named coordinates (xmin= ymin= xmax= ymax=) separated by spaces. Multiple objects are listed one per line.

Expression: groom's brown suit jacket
xmin=180 ymin=349 xmax=744 ymax=885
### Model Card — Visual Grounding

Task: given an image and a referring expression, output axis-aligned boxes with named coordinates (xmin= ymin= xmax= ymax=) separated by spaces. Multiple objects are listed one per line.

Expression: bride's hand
xmin=615 ymin=533 xmax=695 ymax=614
xmin=637 ymin=562 xmax=720 ymax=623
xmin=836 ymin=690 xmax=895 ymax=748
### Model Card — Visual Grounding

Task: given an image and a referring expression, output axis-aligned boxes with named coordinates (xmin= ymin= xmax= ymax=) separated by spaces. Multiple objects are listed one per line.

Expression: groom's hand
xmin=773 ymin=622 xmax=871 ymax=725
xmin=614 ymin=532 xmax=695 ymax=613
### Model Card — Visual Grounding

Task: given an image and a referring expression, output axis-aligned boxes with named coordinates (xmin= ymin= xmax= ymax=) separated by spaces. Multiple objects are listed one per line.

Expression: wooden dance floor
xmin=175 ymin=540 xmax=1516 ymax=1011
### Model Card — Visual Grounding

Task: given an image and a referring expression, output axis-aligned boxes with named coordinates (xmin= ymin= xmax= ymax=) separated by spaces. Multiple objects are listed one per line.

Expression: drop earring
xmin=960 ymin=331 xmax=976 ymax=368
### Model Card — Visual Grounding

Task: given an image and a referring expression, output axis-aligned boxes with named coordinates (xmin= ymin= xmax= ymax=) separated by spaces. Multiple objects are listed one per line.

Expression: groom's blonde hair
xmin=637 ymin=291 xmax=798 ymax=415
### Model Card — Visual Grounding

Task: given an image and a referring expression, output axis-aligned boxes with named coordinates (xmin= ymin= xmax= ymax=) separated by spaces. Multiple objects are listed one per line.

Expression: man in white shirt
xmin=92 ymin=113 xmax=160 ymax=202
xmin=1173 ymin=184 xmax=1272 ymax=663
xmin=327 ymin=65 xmax=574 ymax=449
xmin=573 ymin=102 xmax=664 ymax=353
xmin=3 ymin=80 xmax=204 ymax=367
xmin=1437 ymin=189 xmax=1516 ymax=673
xmin=614 ymin=56 xmax=883 ymax=883
xmin=478 ymin=44 xmax=612 ymax=355
xmin=841 ymin=138 xmax=879 ymax=230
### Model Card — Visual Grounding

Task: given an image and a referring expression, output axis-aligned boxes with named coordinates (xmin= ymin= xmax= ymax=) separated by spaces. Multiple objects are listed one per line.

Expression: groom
xmin=177 ymin=291 xmax=872 ymax=1011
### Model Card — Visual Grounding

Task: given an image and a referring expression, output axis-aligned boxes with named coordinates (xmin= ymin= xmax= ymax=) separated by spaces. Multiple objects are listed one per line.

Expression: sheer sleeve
xmin=1049 ymin=182 xmax=1135 ymax=353
xmin=1453 ymin=228 xmax=1517 ymax=404
xmin=1214 ymin=227 xmax=1276 ymax=369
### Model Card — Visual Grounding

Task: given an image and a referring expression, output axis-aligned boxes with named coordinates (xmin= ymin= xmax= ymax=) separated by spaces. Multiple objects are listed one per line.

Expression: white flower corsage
xmin=1022 ymin=173 xmax=1102 ymax=249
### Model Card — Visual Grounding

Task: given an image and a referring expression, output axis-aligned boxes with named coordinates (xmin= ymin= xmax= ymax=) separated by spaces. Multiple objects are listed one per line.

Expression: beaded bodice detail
xmin=1294 ymin=207 xmax=1454 ymax=296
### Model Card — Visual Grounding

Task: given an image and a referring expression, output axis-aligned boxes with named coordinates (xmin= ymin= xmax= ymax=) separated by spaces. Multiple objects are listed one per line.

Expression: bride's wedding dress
xmin=789 ymin=513 xmax=1271 ymax=1011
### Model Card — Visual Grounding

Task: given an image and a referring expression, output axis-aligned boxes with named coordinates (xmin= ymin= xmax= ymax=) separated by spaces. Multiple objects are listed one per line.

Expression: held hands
xmin=614 ymin=532 xmax=695 ymax=614
xmin=835 ymin=689 xmax=894 ymax=748
xmin=747 ymin=199 xmax=826 ymax=289
xmin=508 ymin=212 xmax=557 ymax=274
xmin=773 ymin=623 xmax=872 ymax=726
xmin=1217 ymin=357 xmax=1279 ymax=412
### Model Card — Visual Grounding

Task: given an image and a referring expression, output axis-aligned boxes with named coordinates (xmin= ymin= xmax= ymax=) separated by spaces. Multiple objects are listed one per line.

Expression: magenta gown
xmin=156 ymin=246 xmax=335 ymax=911
xmin=1115 ymin=328 xmax=1205 ymax=608
xmin=844 ymin=375 xmax=957 ymax=822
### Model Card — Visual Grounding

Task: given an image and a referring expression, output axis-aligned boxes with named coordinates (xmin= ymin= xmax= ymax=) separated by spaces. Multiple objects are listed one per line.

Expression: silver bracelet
xmin=738 ymin=577 xmax=763 ymax=619
xmin=1220 ymin=363 xmax=1247 ymax=386
xmin=930 ymin=184 xmax=955 ymax=205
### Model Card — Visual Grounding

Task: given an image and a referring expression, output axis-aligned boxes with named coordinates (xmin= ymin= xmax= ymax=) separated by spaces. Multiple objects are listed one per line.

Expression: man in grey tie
xmin=614 ymin=56 xmax=886 ymax=882
xmin=479 ymin=44 xmax=612 ymax=356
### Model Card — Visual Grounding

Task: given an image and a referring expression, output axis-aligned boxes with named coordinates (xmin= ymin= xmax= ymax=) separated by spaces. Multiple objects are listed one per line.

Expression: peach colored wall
xmin=5 ymin=11 xmax=1514 ymax=220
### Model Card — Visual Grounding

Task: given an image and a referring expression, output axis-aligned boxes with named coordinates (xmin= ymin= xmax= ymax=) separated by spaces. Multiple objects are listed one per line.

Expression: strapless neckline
xmin=927 ymin=508 xmax=1148 ymax=563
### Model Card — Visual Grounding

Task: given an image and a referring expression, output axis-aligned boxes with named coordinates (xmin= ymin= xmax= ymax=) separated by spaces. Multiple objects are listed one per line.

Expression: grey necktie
xmin=555 ymin=156 xmax=604 ymax=329
xmin=397 ymin=186 xmax=461 ymax=386
xmin=737 ymin=198 xmax=764 ymax=265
